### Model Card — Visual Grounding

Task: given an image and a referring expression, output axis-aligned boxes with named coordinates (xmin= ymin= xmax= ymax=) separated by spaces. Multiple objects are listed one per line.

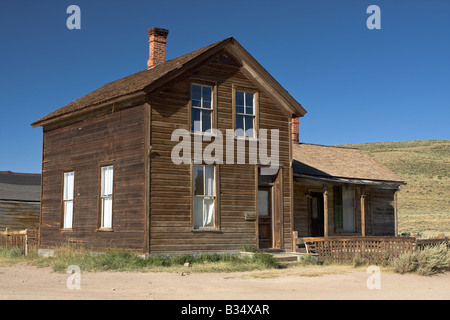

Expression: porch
xmin=291 ymin=232 xmax=449 ymax=262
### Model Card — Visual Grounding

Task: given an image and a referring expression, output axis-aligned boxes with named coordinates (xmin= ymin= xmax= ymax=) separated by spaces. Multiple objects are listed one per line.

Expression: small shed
xmin=292 ymin=144 xmax=405 ymax=238
xmin=0 ymin=171 xmax=41 ymax=231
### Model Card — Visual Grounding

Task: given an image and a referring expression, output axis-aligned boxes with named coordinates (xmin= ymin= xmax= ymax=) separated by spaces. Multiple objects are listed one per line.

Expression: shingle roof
xmin=32 ymin=36 xmax=306 ymax=129
xmin=0 ymin=171 xmax=41 ymax=202
xmin=292 ymin=143 xmax=404 ymax=183
xmin=31 ymin=38 xmax=233 ymax=127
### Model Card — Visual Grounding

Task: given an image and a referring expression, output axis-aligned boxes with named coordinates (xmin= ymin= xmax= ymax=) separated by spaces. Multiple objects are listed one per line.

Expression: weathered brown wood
xmin=361 ymin=190 xmax=366 ymax=237
xmin=323 ymin=185 xmax=329 ymax=237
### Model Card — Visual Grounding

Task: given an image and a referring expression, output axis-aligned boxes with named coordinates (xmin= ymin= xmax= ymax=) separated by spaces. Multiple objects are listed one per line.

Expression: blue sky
xmin=0 ymin=0 xmax=449 ymax=173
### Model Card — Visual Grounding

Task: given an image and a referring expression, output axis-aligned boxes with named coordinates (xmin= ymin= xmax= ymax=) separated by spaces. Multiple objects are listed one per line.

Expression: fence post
xmin=24 ymin=229 xmax=28 ymax=256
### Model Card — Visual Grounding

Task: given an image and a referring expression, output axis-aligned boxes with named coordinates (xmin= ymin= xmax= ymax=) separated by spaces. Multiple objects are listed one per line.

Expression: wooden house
xmin=31 ymin=28 xmax=307 ymax=254
xmin=292 ymin=143 xmax=405 ymax=239
xmin=31 ymin=28 xmax=405 ymax=255
xmin=0 ymin=171 xmax=41 ymax=231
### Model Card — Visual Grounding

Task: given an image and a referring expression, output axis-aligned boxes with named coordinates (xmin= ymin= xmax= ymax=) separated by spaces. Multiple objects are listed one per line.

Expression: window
xmin=235 ymin=90 xmax=255 ymax=138
xmin=191 ymin=84 xmax=213 ymax=133
xmin=193 ymin=165 xmax=216 ymax=229
xmin=334 ymin=186 xmax=356 ymax=233
xmin=100 ymin=166 xmax=114 ymax=229
xmin=63 ymin=172 xmax=74 ymax=229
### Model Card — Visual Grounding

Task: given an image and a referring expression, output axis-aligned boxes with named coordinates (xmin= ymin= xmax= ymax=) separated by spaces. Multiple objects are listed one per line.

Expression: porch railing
xmin=293 ymin=232 xmax=417 ymax=262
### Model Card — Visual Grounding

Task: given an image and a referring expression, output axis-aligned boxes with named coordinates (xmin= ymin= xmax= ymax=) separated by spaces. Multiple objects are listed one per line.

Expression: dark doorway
xmin=310 ymin=192 xmax=324 ymax=237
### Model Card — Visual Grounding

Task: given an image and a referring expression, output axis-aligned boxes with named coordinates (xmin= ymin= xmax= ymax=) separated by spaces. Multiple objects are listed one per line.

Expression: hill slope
xmin=339 ymin=140 xmax=450 ymax=237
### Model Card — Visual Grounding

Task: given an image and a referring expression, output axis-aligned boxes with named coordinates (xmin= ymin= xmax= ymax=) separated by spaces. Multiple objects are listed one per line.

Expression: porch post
xmin=360 ymin=189 xmax=366 ymax=237
xmin=323 ymin=185 xmax=328 ymax=237
xmin=394 ymin=189 xmax=398 ymax=236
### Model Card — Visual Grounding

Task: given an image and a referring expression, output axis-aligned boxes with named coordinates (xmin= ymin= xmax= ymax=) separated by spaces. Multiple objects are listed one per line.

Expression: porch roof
xmin=292 ymin=143 xmax=405 ymax=188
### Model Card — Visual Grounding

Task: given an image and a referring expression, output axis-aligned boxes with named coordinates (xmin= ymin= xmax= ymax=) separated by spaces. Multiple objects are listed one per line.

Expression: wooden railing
xmin=293 ymin=232 xmax=417 ymax=262
xmin=0 ymin=228 xmax=38 ymax=256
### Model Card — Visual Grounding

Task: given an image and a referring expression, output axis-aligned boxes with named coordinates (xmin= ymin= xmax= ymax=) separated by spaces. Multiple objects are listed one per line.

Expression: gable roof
xmin=32 ymin=37 xmax=306 ymax=128
xmin=0 ymin=171 xmax=41 ymax=202
xmin=292 ymin=143 xmax=405 ymax=186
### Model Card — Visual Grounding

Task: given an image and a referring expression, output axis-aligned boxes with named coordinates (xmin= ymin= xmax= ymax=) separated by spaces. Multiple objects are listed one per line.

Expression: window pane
xmin=202 ymin=86 xmax=212 ymax=109
xmin=191 ymin=84 xmax=201 ymax=103
xmin=245 ymin=92 xmax=254 ymax=114
xmin=236 ymin=114 xmax=244 ymax=134
xmin=204 ymin=166 xmax=215 ymax=196
xmin=343 ymin=187 xmax=356 ymax=232
xmin=202 ymin=109 xmax=212 ymax=133
xmin=64 ymin=200 xmax=73 ymax=229
xmin=102 ymin=197 xmax=113 ymax=229
xmin=102 ymin=166 xmax=113 ymax=196
xmin=203 ymin=198 xmax=215 ymax=227
xmin=258 ymin=190 xmax=269 ymax=217
xmin=64 ymin=172 xmax=74 ymax=200
xmin=191 ymin=108 xmax=201 ymax=132
xmin=193 ymin=197 xmax=203 ymax=229
xmin=245 ymin=116 xmax=254 ymax=137
xmin=236 ymin=91 xmax=244 ymax=109
xmin=194 ymin=165 xmax=204 ymax=196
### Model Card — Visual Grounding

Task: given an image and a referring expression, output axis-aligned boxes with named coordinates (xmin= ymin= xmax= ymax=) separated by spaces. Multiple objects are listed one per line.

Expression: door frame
xmin=257 ymin=167 xmax=283 ymax=250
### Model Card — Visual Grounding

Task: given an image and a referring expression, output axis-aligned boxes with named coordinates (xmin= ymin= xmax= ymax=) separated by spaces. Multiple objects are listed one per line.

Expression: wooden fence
xmin=293 ymin=233 xmax=417 ymax=262
xmin=0 ymin=228 xmax=38 ymax=256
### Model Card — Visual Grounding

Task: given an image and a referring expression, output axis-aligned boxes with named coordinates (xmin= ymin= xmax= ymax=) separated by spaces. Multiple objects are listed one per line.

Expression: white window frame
xmin=63 ymin=171 xmax=75 ymax=229
xmin=193 ymin=164 xmax=217 ymax=229
xmin=100 ymin=165 xmax=114 ymax=229
xmin=191 ymin=83 xmax=214 ymax=134
xmin=235 ymin=90 xmax=256 ymax=138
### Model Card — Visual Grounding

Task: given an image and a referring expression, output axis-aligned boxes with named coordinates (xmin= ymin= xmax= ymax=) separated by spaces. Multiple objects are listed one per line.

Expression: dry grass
xmin=340 ymin=140 xmax=450 ymax=236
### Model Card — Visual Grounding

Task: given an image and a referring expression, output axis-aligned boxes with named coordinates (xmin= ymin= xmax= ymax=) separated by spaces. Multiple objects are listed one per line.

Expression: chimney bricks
xmin=147 ymin=27 xmax=169 ymax=69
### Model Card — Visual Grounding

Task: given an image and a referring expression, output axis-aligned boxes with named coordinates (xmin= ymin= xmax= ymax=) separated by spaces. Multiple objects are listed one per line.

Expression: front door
xmin=257 ymin=169 xmax=282 ymax=250
xmin=258 ymin=186 xmax=272 ymax=249
xmin=310 ymin=192 xmax=324 ymax=237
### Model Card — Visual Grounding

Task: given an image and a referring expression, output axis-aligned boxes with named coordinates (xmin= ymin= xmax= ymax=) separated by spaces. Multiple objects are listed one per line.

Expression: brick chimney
xmin=292 ymin=117 xmax=300 ymax=143
xmin=147 ymin=27 xmax=169 ymax=69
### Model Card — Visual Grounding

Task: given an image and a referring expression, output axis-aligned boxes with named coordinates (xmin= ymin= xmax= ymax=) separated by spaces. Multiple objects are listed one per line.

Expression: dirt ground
xmin=0 ymin=263 xmax=449 ymax=300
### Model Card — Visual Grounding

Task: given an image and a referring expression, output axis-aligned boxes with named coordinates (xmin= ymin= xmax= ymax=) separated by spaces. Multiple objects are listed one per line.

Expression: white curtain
xmin=102 ymin=198 xmax=113 ymax=229
xmin=203 ymin=198 xmax=215 ymax=227
xmin=204 ymin=165 xmax=215 ymax=196
xmin=64 ymin=201 xmax=73 ymax=229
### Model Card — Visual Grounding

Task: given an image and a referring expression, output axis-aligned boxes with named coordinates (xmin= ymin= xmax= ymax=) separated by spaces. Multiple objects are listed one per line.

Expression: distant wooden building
xmin=0 ymin=171 xmax=41 ymax=231
xmin=292 ymin=144 xmax=405 ymax=238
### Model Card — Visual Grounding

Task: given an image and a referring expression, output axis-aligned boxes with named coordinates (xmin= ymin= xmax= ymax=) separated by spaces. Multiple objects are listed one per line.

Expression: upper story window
xmin=191 ymin=84 xmax=213 ymax=133
xmin=235 ymin=90 xmax=256 ymax=138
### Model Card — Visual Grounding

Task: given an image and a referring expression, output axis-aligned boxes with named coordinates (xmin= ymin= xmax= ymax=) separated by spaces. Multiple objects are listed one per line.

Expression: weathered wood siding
xmin=148 ymin=55 xmax=292 ymax=253
xmin=0 ymin=200 xmax=40 ymax=231
xmin=40 ymin=106 xmax=147 ymax=251
xmin=369 ymin=189 xmax=396 ymax=236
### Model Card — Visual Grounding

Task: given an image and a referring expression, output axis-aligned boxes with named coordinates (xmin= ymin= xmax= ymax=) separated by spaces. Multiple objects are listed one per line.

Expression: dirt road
xmin=0 ymin=264 xmax=449 ymax=300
